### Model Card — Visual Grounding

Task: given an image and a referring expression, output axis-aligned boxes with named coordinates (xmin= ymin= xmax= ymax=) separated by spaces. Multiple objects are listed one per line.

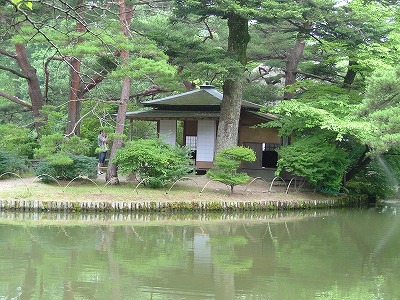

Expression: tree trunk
xmin=345 ymin=146 xmax=372 ymax=182
xmin=106 ymin=75 xmax=130 ymax=183
xmin=106 ymin=228 xmax=122 ymax=300
xmin=215 ymin=78 xmax=243 ymax=153
xmin=105 ymin=0 xmax=132 ymax=184
xmin=283 ymin=35 xmax=306 ymax=100
xmin=66 ymin=56 xmax=82 ymax=136
xmin=15 ymin=43 xmax=46 ymax=133
xmin=66 ymin=0 xmax=85 ymax=137
xmin=342 ymin=60 xmax=358 ymax=87
xmin=215 ymin=13 xmax=249 ymax=153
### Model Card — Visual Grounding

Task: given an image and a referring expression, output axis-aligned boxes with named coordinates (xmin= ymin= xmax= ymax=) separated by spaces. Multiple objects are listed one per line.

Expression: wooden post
xmin=129 ymin=118 xmax=133 ymax=141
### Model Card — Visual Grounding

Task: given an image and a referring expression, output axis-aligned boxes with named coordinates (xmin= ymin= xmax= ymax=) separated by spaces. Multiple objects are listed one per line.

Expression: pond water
xmin=1 ymin=205 xmax=400 ymax=300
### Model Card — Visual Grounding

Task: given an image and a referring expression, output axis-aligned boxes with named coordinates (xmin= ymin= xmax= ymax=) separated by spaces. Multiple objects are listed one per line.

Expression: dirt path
xmin=0 ymin=176 xmax=45 ymax=191
xmin=0 ymin=174 xmax=277 ymax=193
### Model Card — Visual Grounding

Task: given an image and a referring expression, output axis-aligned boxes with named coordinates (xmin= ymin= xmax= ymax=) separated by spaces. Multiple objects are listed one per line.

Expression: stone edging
xmin=0 ymin=195 xmax=368 ymax=212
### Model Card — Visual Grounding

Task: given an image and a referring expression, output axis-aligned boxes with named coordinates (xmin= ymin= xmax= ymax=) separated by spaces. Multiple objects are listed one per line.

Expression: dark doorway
xmin=262 ymin=151 xmax=278 ymax=168
xmin=262 ymin=143 xmax=279 ymax=168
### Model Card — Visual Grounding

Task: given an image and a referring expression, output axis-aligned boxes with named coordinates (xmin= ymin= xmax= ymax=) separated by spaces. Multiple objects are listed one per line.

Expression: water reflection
xmin=0 ymin=207 xmax=399 ymax=299
xmin=0 ymin=210 xmax=334 ymax=224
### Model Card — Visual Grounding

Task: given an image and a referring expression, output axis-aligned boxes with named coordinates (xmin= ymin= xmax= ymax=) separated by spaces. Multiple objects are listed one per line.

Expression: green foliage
xmin=347 ymin=150 xmax=400 ymax=200
xmin=264 ymin=83 xmax=366 ymax=141
xmin=207 ymin=146 xmax=256 ymax=193
xmin=0 ymin=124 xmax=37 ymax=158
xmin=35 ymin=154 xmax=97 ymax=183
xmin=2 ymin=0 xmax=399 ymax=200
xmin=262 ymin=82 xmax=396 ymax=196
xmin=0 ymin=150 xmax=28 ymax=176
xmin=46 ymin=152 xmax=74 ymax=166
xmin=113 ymin=138 xmax=193 ymax=188
xmin=10 ymin=0 xmax=33 ymax=10
xmin=38 ymin=105 xmax=67 ymax=135
xmin=359 ymin=66 xmax=400 ymax=152
xmin=34 ymin=134 xmax=92 ymax=159
xmin=276 ymin=135 xmax=349 ymax=193
xmin=110 ymin=58 xmax=177 ymax=80
xmin=243 ymin=82 xmax=280 ymax=105
xmin=33 ymin=134 xmax=95 ymax=182
xmin=142 ymin=12 xmax=245 ymax=83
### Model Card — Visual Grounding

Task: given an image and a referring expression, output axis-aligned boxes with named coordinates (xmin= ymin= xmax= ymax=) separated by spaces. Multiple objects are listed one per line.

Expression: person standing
xmin=97 ymin=130 xmax=109 ymax=175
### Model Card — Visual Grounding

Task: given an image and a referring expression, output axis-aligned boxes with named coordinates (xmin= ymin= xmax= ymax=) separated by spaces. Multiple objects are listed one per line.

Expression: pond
xmin=0 ymin=205 xmax=400 ymax=299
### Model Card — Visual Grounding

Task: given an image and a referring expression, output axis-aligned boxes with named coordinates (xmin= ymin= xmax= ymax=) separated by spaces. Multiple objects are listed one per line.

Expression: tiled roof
xmin=139 ymin=85 xmax=263 ymax=110
xmin=141 ymin=88 xmax=222 ymax=107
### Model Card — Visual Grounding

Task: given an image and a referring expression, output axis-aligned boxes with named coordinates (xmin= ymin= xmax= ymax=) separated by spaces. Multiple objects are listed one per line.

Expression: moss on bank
xmin=0 ymin=194 xmax=368 ymax=213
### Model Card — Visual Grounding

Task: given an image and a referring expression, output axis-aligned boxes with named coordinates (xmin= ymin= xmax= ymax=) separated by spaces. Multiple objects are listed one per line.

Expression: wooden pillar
xmin=129 ymin=119 xmax=133 ymax=141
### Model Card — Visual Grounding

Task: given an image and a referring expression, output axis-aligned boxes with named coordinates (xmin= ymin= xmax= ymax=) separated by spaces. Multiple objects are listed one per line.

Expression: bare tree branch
xmin=202 ymin=19 xmax=214 ymax=42
xmin=65 ymin=101 xmax=100 ymax=138
xmin=295 ymin=70 xmax=340 ymax=84
xmin=0 ymin=91 xmax=33 ymax=108
xmin=0 ymin=49 xmax=17 ymax=59
xmin=106 ymin=85 xmax=169 ymax=101
xmin=80 ymin=70 xmax=109 ymax=95
xmin=248 ymin=54 xmax=286 ymax=61
xmin=246 ymin=66 xmax=283 ymax=84
xmin=129 ymin=0 xmax=171 ymax=7
xmin=0 ymin=65 xmax=29 ymax=79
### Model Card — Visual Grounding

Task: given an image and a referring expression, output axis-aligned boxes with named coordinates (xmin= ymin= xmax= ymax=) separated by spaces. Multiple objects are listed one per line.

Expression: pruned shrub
xmin=33 ymin=134 xmax=96 ymax=183
xmin=34 ymin=134 xmax=92 ymax=158
xmin=35 ymin=153 xmax=97 ymax=183
xmin=113 ymin=138 xmax=193 ymax=188
xmin=0 ymin=150 xmax=28 ymax=177
xmin=207 ymin=146 xmax=256 ymax=193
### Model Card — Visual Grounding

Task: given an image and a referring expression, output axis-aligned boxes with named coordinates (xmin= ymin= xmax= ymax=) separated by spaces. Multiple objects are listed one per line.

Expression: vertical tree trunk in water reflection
xmin=20 ymin=261 xmax=37 ymax=300
xmin=214 ymin=265 xmax=235 ymax=299
xmin=63 ymin=282 xmax=74 ymax=300
xmin=106 ymin=227 xmax=122 ymax=300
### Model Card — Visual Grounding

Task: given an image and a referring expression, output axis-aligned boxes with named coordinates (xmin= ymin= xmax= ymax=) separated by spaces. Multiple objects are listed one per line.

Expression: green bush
xmin=207 ymin=146 xmax=256 ymax=193
xmin=35 ymin=154 xmax=97 ymax=183
xmin=0 ymin=124 xmax=37 ymax=158
xmin=0 ymin=150 xmax=28 ymax=177
xmin=34 ymin=134 xmax=92 ymax=159
xmin=33 ymin=133 xmax=96 ymax=183
xmin=113 ymin=138 xmax=193 ymax=188
xmin=276 ymin=135 xmax=349 ymax=193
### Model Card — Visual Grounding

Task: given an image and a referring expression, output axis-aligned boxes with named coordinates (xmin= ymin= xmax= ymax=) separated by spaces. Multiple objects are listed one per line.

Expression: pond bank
xmin=0 ymin=175 xmax=368 ymax=212
xmin=0 ymin=197 xmax=367 ymax=213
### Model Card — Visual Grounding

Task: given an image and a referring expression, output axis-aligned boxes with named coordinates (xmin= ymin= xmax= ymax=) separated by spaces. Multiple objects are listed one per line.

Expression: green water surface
xmin=0 ymin=206 xmax=399 ymax=299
